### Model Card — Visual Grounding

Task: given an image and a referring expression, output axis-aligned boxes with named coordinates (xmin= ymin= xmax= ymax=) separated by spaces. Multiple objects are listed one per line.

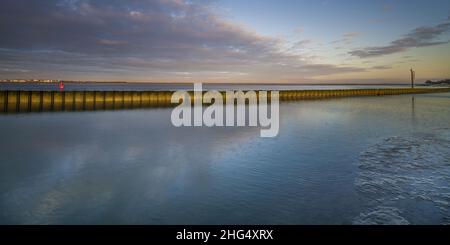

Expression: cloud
xmin=294 ymin=26 xmax=305 ymax=34
xmin=331 ymin=32 xmax=360 ymax=45
xmin=371 ymin=65 xmax=392 ymax=70
xmin=350 ymin=18 xmax=450 ymax=58
xmin=0 ymin=0 xmax=363 ymax=82
xmin=343 ymin=32 xmax=360 ymax=38
xmin=290 ymin=39 xmax=313 ymax=50
xmin=97 ymin=39 xmax=128 ymax=46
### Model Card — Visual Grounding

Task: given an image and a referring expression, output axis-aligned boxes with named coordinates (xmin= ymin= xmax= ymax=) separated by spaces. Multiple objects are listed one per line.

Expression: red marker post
xmin=59 ymin=80 xmax=65 ymax=91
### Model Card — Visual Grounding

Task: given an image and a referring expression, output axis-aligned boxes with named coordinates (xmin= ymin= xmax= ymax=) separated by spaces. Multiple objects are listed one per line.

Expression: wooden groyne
xmin=1 ymin=88 xmax=449 ymax=113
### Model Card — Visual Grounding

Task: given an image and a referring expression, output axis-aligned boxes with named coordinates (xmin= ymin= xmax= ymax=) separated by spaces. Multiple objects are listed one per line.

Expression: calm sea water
xmin=0 ymin=92 xmax=449 ymax=224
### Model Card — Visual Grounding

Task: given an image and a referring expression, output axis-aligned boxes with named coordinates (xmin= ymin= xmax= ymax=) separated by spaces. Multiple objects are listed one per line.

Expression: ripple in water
xmin=354 ymin=129 xmax=450 ymax=225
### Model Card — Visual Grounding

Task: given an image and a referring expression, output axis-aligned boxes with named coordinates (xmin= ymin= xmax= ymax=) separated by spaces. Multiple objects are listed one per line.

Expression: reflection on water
xmin=0 ymin=93 xmax=449 ymax=224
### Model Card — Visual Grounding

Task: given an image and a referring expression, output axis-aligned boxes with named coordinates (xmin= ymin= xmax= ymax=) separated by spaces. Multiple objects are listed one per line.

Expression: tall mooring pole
xmin=410 ymin=68 xmax=415 ymax=88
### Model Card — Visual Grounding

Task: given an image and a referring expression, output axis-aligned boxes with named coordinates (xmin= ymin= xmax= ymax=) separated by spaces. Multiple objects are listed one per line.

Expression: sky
xmin=0 ymin=0 xmax=449 ymax=83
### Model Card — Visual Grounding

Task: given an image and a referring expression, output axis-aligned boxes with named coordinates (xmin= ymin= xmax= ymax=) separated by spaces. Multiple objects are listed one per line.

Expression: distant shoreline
xmin=0 ymin=81 xmax=432 ymax=86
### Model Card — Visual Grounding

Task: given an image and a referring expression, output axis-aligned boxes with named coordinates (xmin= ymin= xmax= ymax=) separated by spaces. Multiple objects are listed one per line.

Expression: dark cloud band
xmin=349 ymin=18 xmax=450 ymax=58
